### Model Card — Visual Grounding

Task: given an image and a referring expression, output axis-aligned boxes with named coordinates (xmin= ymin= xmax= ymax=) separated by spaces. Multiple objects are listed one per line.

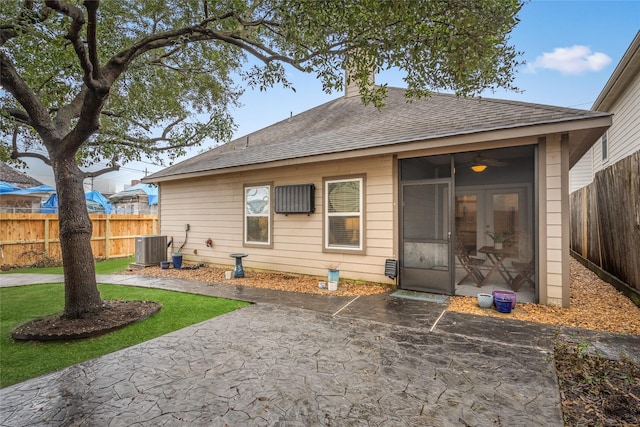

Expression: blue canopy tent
xmin=41 ymin=191 xmax=114 ymax=214
xmin=0 ymin=181 xmax=21 ymax=193
xmin=85 ymin=190 xmax=114 ymax=213
xmin=109 ymin=183 xmax=158 ymax=205
xmin=18 ymin=184 xmax=55 ymax=194
xmin=2 ymin=184 xmax=56 ymax=196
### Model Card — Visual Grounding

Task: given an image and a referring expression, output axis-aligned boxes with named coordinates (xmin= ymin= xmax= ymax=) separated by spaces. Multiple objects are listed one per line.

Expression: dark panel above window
xmin=275 ymin=184 xmax=315 ymax=214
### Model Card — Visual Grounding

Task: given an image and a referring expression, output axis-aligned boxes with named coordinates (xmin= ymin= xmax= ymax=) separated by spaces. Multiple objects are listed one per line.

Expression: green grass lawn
xmin=0 ymin=256 xmax=135 ymax=275
xmin=0 ymin=283 xmax=249 ymax=388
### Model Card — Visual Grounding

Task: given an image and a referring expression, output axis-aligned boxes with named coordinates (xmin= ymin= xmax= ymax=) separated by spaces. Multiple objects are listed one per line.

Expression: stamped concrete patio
xmin=1 ymin=274 xmax=637 ymax=426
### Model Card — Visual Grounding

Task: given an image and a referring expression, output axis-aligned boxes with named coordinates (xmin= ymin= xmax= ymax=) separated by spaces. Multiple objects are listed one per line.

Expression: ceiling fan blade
xmin=483 ymin=158 xmax=508 ymax=167
xmin=467 ymin=153 xmax=508 ymax=167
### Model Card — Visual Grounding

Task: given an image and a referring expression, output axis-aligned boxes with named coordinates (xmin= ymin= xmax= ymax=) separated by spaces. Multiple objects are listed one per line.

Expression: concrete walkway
xmin=1 ymin=274 xmax=638 ymax=426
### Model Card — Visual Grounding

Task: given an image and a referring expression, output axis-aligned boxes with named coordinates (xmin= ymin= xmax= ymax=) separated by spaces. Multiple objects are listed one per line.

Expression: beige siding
xmin=159 ymin=155 xmax=396 ymax=284
xmin=570 ymin=70 xmax=640 ymax=191
xmin=569 ymin=149 xmax=593 ymax=192
xmin=542 ymin=135 xmax=570 ymax=307
xmin=606 ymin=71 xmax=640 ymax=166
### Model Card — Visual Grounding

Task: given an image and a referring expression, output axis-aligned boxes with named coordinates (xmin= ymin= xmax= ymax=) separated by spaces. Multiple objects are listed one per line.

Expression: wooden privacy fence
xmin=0 ymin=213 xmax=158 ymax=267
xmin=570 ymin=151 xmax=640 ymax=291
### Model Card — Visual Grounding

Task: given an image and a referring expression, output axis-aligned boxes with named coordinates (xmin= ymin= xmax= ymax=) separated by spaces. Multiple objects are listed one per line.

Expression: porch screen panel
xmin=403 ymin=183 xmax=449 ymax=240
xmin=402 ymin=182 xmax=449 ymax=270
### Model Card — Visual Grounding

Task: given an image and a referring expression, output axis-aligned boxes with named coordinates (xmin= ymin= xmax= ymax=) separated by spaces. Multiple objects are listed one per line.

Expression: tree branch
xmin=100 ymin=110 xmax=151 ymax=132
xmin=44 ymin=0 xmax=96 ymax=89
xmin=90 ymin=117 xmax=186 ymax=147
xmin=83 ymin=0 xmax=101 ymax=81
xmin=53 ymin=86 xmax=88 ymax=131
xmin=11 ymin=128 xmax=52 ymax=165
xmin=4 ymin=108 xmax=32 ymax=126
xmin=83 ymin=163 xmax=120 ymax=179
xmin=0 ymin=51 xmax=60 ymax=143
xmin=103 ymin=12 xmax=308 ymax=83
xmin=11 ymin=150 xmax=52 ymax=165
xmin=0 ymin=1 xmax=51 ymax=45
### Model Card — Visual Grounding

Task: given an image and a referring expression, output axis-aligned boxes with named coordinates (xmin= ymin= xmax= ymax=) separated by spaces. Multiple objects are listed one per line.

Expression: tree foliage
xmin=0 ymin=0 xmax=522 ymax=318
xmin=1 ymin=0 xmax=522 ymax=170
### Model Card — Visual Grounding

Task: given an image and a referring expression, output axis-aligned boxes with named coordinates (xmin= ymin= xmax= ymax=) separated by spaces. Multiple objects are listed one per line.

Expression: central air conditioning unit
xmin=135 ymin=235 xmax=168 ymax=266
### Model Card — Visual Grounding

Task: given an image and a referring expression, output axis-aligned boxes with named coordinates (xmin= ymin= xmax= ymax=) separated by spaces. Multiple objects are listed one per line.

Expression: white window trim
xmin=324 ymin=176 xmax=364 ymax=251
xmin=601 ymin=131 xmax=609 ymax=163
xmin=244 ymin=184 xmax=271 ymax=246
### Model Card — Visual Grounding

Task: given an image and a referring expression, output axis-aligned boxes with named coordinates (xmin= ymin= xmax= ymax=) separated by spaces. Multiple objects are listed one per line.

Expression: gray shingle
xmin=0 ymin=163 xmax=45 ymax=188
xmin=149 ymin=88 xmax=608 ymax=180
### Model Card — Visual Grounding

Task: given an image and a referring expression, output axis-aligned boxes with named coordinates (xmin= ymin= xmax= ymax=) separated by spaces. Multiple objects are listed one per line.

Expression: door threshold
xmin=391 ymin=290 xmax=450 ymax=304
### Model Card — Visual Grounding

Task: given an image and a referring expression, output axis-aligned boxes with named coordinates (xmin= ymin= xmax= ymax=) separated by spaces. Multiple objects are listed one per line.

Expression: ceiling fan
xmin=468 ymin=153 xmax=508 ymax=172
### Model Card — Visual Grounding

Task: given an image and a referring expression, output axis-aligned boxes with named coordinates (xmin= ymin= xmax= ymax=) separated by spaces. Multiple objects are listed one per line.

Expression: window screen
xmin=245 ymin=185 xmax=270 ymax=245
xmin=325 ymin=178 xmax=362 ymax=250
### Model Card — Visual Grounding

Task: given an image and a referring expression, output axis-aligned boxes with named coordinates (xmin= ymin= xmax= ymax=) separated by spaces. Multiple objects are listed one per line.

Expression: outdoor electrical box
xmin=135 ymin=235 xmax=168 ymax=266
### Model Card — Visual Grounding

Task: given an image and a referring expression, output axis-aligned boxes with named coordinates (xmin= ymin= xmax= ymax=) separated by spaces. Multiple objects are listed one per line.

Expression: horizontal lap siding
xmin=159 ymin=155 xmax=395 ymax=284
xmin=571 ymin=71 xmax=640 ymax=192
xmin=607 ymin=72 xmax=640 ymax=165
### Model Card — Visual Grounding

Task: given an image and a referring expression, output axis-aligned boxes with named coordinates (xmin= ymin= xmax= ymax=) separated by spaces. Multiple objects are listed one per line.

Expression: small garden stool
xmin=229 ymin=253 xmax=248 ymax=278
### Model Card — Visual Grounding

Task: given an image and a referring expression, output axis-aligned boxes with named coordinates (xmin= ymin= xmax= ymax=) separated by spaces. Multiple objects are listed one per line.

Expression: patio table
xmin=477 ymin=246 xmax=517 ymax=288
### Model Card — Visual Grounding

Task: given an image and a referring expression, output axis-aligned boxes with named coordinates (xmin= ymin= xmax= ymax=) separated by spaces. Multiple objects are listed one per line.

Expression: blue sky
xmin=228 ymin=0 xmax=639 ymax=138
xmin=23 ymin=0 xmax=640 ymax=191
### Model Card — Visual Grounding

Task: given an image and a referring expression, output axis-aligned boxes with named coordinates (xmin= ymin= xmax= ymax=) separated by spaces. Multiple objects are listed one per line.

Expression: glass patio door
xmin=486 ymin=187 xmax=533 ymax=261
xmin=400 ymin=179 xmax=454 ymax=294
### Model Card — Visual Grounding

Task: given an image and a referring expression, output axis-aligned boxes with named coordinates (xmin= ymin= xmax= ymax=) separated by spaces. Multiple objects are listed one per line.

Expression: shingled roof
xmin=0 ymin=163 xmax=44 ymax=188
xmin=147 ymin=87 xmax=610 ymax=181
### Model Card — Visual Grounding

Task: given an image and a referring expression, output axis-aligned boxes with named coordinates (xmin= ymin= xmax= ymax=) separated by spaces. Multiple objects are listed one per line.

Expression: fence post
xmin=581 ymin=186 xmax=587 ymax=258
xmin=44 ymin=218 xmax=50 ymax=258
xmin=105 ymin=216 xmax=111 ymax=259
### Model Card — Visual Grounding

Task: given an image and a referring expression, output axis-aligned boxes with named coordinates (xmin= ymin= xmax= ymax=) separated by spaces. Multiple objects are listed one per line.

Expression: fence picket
xmin=0 ymin=214 xmax=158 ymax=266
xmin=570 ymin=151 xmax=640 ymax=291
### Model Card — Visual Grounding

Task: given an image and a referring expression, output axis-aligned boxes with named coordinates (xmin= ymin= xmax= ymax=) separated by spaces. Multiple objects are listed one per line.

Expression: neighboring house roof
xmin=109 ymin=183 xmax=158 ymax=205
xmin=147 ymin=88 xmax=610 ymax=182
xmin=0 ymin=163 xmax=44 ymax=188
xmin=592 ymin=30 xmax=640 ymax=112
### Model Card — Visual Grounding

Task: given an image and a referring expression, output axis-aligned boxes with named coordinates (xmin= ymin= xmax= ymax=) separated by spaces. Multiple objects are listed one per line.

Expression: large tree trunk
xmin=52 ymin=155 xmax=102 ymax=319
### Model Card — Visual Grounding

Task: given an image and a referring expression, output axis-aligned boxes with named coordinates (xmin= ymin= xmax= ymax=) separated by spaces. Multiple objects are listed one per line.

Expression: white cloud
xmin=527 ymin=45 xmax=612 ymax=75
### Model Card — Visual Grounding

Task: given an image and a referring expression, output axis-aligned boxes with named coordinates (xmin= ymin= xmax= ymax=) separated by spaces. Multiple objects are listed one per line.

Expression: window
xmin=601 ymin=131 xmax=608 ymax=162
xmin=325 ymin=176 xmax=364 ymax=251
xmin=244 ymin=184 xmax=271 ymax=246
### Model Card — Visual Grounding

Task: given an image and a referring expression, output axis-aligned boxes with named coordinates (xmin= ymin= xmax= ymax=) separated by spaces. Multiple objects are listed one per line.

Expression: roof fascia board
xmin=592 ymin=31 xmax=640 ymax=111
xmin=144 ymin=115 xmax=612 ymax=184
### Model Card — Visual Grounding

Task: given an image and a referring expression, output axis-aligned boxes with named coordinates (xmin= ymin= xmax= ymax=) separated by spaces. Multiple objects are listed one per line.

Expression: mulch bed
xmin=123 ymin=264 xmax=393 ymax=297
xmin=12 ymin=300 xmax=161 ymax=341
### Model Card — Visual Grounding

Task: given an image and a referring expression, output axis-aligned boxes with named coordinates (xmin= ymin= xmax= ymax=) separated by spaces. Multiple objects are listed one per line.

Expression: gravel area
xmin=125 ymin=258 xmax=640 ymax=336
xmin=448 ymin=259 xmax=640 ymax=336
xmin=124 ymin=264 xmax=392 ymax=297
